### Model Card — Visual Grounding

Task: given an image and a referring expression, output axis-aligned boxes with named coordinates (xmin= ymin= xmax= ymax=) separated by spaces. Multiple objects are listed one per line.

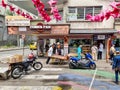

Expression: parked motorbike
xmin=10 ymin=53 xmax=43 ymax=79
xmin=69 ymin=53 xmax=96 ymax=69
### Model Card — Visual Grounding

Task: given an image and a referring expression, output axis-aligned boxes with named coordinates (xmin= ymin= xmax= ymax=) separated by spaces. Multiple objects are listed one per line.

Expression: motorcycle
xmin=69 ymin=53 xmax=96 ymax=69
xmin=10 ymin=52 xmax=43 ymax=79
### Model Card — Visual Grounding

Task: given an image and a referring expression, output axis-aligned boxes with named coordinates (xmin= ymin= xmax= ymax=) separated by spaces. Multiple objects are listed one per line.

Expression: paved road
xmin=0 ymin=49 xmax=120 ymax=90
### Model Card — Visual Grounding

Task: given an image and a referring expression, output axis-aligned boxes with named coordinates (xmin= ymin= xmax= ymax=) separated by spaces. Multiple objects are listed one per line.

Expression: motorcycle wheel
xmin=90 ymin=64 xmax=96 ymax=70
xmin=69 ymin=63 xmax=76 ymax=69
xmin=33 ymin=62 xmax=43 ymax=70
xmin=11 ymin=66 xmax=23 ymax=79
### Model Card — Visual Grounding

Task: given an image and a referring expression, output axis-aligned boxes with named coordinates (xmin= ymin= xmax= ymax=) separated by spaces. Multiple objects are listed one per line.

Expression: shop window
xmin=69 ymin=39 xmax=92 ymax=53
xmin=69 ymin=39 xmax=91 ymax=47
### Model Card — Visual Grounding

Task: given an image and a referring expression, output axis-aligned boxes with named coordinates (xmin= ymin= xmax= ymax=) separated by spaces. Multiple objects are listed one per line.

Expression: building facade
xmin=7 ymin=0 xmax=117 ymax=60
xmin=61 ymin=0 xmax=116 ymax=60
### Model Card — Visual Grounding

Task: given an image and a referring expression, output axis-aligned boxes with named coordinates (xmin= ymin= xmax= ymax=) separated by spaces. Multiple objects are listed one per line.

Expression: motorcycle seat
xmin=78 ymin=59 xmax=89 ymax=64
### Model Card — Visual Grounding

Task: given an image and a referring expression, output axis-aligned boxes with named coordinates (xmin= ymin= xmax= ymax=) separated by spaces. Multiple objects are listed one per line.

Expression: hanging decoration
xmin=0 ymin=0 xmax=33 ymax=20
xmin=32 ymin=0 xmax=51 ymax=22
xmin=8 ymin=5 xmax=15 ymax=12
xmin=0 ymin=0 xmax=7 ymax=8
xmin=86 ymin=1 xmax=120 ymax=22
xmin=48 ymin=0 xmax=62 ymax=21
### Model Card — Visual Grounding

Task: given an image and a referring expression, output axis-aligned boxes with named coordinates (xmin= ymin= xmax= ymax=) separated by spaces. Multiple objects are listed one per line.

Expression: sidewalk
xmin=0 ymin=47 xmax=28 ymax=52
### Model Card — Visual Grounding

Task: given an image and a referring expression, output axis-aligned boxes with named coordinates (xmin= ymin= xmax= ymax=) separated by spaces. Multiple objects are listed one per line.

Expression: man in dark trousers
xmin=112 ymin=51 xmax=120 ymax=84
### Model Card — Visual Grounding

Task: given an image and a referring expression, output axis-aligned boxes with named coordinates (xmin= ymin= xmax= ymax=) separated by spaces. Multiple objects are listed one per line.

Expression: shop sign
xmin=6 ymin=20 xmax=30 ymax=26
xmin=19 ymin=27 xmax=27 ymax=31
xmin=97 ymin=35 xmax=105 ymax=40
xmin=51 ymin=25 xmax=69 ymax=35
xmin=30 ymin=25 xmax=51 ymax=30
xmin=5 ymin=16 xmax=30 ymax=26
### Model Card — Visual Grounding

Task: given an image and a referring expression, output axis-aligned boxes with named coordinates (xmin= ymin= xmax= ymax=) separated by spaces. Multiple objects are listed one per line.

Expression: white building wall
xmin=63 ymin=0 xmax=115 ymax=29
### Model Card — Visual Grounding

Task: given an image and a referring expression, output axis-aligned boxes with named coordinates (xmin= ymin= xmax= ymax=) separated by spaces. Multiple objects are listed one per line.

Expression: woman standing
xmin=91 ymin=44 xmax=98 ymax=61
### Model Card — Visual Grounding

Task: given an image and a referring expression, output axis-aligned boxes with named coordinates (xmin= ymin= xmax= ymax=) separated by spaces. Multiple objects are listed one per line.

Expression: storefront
xmin=69 ymin=29 xmax=117 ymax=60
xmin=30 ymin=24 xmax=70 ymax=56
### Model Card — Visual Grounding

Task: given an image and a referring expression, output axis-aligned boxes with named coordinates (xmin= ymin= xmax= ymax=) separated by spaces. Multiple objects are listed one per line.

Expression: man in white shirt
xmin=46 ymin=44 xmax=54 ymax=64
xmin=98 ymin=43 xmax=103 ymax=59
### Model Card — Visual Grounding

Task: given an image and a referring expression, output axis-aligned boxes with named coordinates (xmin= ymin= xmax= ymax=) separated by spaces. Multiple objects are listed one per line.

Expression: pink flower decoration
xmin=110 ymin=2 xmax=120 ymax=9
xmin=16 ymin=9 xmax=21 ymax=15
xmin=111 ymin=8 xmax=120 ymax=18
xmin=48 ymin=0 xmax=57 ymax=7
xmin=8 ymin=5 xmax=15 ymax=11
xmin=21 ymin=12 xmax=26 ymax=17
xmin=86 ymin=14 xmax=92 ymax=20
xmin=32 ymin=0 xmax=51 ymax=22
xmin=1 ymin=0 xmax=7 ymax=8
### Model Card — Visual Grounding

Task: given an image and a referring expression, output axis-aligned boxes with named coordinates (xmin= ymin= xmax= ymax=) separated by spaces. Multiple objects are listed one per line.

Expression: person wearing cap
xmin=112 ymin=51 xmax=120 ymax=84
xmin=46 ymin=44 xmax=54 ymax=64
xmin=56 ymin=42 xmax=62 ymax=55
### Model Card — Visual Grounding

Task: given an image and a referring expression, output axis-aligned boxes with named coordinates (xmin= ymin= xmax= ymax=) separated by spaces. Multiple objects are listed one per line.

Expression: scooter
xmin=10 ymin=52 xmax=43 ymax=79
xmin=69 ymin=53 xmax=96 ymax=69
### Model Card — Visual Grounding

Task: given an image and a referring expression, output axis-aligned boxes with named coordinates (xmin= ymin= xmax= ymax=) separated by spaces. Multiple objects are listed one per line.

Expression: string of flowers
xmin=31 ymin=0 xmax=51 ymax=22
xmin=86 ymin=1 xmax=120 ymax=22
xmin=0 ymin=0 xmax=33 ymax=20
xmin=48 ymin=0 xmax=61 ymax=21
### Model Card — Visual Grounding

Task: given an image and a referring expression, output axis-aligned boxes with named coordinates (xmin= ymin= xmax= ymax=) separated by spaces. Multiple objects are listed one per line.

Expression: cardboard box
xmin=8 ymin=54 xmax=23 ymax=63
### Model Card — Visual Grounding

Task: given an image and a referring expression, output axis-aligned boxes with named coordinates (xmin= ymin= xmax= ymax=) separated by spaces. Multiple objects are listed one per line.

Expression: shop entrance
xmin=96 ymin=40 xmax=106 ymax=59
xmin=69 ymin=39 xmax=92 ymax=54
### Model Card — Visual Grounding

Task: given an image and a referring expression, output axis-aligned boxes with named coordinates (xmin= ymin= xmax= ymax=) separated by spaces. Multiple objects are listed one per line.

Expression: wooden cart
xmin=50 ymin=54 xmax=69 ymax=64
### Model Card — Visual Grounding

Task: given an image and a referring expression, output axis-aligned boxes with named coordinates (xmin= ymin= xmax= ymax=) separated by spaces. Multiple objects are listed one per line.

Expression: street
xmin=0 ymin=49 xmax=120 ymax=90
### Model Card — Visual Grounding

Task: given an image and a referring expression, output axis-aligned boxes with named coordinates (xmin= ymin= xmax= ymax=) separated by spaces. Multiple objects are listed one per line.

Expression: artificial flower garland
xmin=0 ymin=0 xmax=33 ymax=20
xmin=86 ymin=1 xmax=120 ymax=22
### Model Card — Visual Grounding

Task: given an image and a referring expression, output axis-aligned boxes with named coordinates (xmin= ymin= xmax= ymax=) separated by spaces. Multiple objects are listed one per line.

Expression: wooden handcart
xmin=50 ymin=54 xmax=69 ymax=65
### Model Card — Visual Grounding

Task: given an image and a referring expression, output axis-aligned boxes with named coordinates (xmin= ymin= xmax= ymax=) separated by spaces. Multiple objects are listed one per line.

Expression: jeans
xmin=115 ymin=70 xmax=120 ymax=83
xmin=98 ymin=51 xmax=102 ymax=59
xmin=46 ymin=57 xmax=51 ymax=64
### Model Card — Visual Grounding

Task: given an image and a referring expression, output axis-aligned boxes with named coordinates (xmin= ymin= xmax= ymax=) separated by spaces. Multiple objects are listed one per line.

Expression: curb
xmin=0 ymin=47 xmax=29 ymax=52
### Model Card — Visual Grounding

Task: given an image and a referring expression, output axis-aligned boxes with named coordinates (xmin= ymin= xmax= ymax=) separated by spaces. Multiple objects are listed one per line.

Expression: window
xmin=68 ymin=6 xmax=102 ymax=21
xmin=77 ymin=7 xmax=84 ymax=19
xmin=69 ymin=7 xmax=76 ymax=13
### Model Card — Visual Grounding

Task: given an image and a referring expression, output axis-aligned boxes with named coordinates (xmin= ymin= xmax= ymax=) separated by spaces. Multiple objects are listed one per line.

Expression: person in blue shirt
xmin=112 ymin=51 xmax=120 ymax=84
xmin=77 ymin=45 xmax=82 ymax=59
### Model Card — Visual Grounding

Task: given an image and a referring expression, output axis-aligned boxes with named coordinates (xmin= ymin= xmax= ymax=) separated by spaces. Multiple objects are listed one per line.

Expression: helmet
xmin=28 ymin=53 xmax=34 ymax=59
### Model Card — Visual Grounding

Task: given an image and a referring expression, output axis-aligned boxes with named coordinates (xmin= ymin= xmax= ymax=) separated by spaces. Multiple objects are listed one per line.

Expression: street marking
xmin=0 ymin=86 xmax=54 ymax=90
xmin=22 ymin=75 xmax=59 ymax=80
xmin=89 ymin=68 xmax=97 ymax=90
xmin=41 ymin=68 xmax=62 ymax=71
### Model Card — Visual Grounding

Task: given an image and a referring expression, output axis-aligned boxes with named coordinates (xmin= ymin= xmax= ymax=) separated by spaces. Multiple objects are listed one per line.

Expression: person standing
xmin=46 ymin=44 xmax=54 ymax=64
xmin=56 ymin=42 xmax=62 ymax=55
xmin=91 ymin=43 xmax=98 ymax=61
xmin=45 ymin=43 xmax=49 ymax=53
xmin=112 ymin=51 xmax=120 ymax=84
xmin=98 ymin=42 xmax=104 ymax=60
xmin=77 ymin=45 xmax=82 ymax=59
xmin=110 ymin=44 xmax=116 ymax=61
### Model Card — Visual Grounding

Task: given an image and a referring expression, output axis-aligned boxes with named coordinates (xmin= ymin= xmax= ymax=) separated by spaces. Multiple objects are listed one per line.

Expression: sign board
xmin=30 ymin=25 xmax=51 ymax=30
xmin=5 ymin=16 xmax=30 ymax=26
xmin=19 ymin=27 xmax=27 ymax=31
xmin=97 ymin=35 xmax=105 ymax=40
xmin=51 ymin=25 xmax=69 ymax=35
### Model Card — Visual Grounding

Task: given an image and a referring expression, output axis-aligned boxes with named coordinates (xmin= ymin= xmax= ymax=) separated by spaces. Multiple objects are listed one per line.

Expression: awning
xmin=70 ymin=29 xmax=118 ymax=34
